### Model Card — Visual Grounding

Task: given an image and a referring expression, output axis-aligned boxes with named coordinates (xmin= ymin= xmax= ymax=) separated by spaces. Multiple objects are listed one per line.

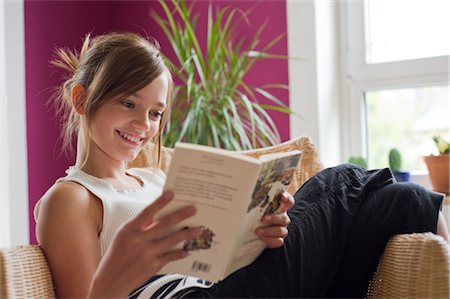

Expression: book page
xmin=224 ymin=151 xmax=301 ymax=277
xmin=156 ymin=143 xmax=262 ymax=282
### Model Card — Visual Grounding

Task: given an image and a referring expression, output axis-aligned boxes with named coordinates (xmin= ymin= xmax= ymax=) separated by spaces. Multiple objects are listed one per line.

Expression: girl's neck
xmin=74 ymin=131 xmax=142 ymax=189
xmin=79 ymin=154 xmax=144 ymax=190
xmin=76 ymin=138 xmax=127 ymax=180
xmin=80 ymin=158 xmax=126 ymax=180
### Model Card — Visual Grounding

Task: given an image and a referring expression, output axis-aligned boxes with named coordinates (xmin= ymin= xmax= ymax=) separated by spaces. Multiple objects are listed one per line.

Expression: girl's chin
xmin=124 ymin=151 xmax=141 ymax=163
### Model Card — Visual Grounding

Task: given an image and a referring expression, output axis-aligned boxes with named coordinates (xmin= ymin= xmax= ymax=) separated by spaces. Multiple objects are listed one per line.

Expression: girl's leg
xmin=326 ymin=182 xmax=444 ymax=298
xmin=192 ymin=164 xmax=413 ymax=298
xmin=189 ymin=165 xmax=444 ymax=298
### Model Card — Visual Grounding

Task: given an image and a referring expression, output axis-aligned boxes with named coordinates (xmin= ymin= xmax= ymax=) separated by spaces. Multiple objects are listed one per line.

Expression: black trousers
xmin=191 ymin=164 xmax=444 ymax=298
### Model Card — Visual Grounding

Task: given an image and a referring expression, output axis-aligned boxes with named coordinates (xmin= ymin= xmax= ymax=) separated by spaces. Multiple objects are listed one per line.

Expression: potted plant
xmin=348 ymin=156 xmax=368 ymax=169
xmin=423 ymin=135 xmax=450 ymax=195
xmin=151 ymin=0 xmax=291 ymax=150
xmin=389 ymin=148 xmax=410 ymax=182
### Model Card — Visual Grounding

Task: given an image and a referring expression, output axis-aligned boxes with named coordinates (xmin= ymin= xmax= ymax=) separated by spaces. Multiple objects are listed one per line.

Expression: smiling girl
xmin=34 ymin=32 xmax=448 ymax=299
xmin=34 ymin=32 xmax=293 ymax=298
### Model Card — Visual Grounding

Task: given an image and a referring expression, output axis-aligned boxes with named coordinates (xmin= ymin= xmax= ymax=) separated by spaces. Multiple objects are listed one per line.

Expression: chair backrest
xmin=0 ymin=245 xmax=56 ymax=298
xmin=367 ymin=232 xmax=450 ymax=298
xmin=128 ymin=135 xmax=324 ymax=195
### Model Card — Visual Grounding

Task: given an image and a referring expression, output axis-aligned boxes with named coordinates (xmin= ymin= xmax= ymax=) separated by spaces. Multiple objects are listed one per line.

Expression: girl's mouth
xmin=116 ymin=130 xmax=144 ymax=145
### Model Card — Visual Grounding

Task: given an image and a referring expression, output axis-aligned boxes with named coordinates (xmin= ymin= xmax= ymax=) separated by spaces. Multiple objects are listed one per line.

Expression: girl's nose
xmin=131 ymin=113 xmax=151 ymax=131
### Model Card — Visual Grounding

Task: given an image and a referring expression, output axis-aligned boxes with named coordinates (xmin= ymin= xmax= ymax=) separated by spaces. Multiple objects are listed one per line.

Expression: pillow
xmin=128 ymin=136 xmax=323 ymax=195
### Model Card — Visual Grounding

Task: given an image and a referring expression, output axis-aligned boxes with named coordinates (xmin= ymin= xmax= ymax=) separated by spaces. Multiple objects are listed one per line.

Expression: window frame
xmin=340 ymin=0 xmax=449 ymax=163
xmin=1 ymin=0 xmax=29 ymax=247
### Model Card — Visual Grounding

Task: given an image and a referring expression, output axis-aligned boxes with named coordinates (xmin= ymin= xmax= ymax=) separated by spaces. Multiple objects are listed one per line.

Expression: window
xmin=342 ymin=0 xmax=449 ymax=176
xmin=366 ymin=85 xmax=449 ymax=170
xmin=365 ymin=0 xmax=450 ymax=63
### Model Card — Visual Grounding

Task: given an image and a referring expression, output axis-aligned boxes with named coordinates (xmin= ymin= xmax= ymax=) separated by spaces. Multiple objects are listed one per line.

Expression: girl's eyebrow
xmin=131 ymin=92 xmax=167 ymax=109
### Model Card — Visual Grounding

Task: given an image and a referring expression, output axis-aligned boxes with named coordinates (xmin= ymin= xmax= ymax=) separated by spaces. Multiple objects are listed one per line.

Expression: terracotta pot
xmin=423 ymin=154 xmax=450 ymax=195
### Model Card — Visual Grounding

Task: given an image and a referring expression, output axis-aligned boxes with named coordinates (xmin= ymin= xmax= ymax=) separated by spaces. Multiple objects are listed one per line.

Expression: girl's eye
xmin=121 ymin=101 xmax=134 ymax=109
xmin=150 ymin=111 xmax=163 ymax=119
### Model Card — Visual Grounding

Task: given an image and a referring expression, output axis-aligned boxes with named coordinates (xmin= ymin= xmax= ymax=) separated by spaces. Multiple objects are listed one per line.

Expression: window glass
xmin=365 ymin=0 xmax=450 ymax=63
xmin=365 ymin=85 xmax=449 ymax=171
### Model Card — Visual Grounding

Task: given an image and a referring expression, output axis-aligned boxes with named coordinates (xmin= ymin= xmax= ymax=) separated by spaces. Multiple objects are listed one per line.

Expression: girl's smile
xmin=116 ymin=130 xmax=145 ymax=146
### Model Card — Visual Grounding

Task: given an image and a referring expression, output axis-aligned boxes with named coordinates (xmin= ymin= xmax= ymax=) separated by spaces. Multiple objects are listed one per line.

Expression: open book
xmin=155 ymin=142 xmax=301 ymax=282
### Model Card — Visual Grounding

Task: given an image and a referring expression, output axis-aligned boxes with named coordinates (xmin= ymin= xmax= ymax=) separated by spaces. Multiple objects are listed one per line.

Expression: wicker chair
xmin=1 ymin=136 xmax=449 ymax=298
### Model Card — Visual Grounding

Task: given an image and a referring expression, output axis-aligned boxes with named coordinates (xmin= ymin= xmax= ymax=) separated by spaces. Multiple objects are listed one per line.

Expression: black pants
xmin=191 ymin=164 xmax=443 ymax=298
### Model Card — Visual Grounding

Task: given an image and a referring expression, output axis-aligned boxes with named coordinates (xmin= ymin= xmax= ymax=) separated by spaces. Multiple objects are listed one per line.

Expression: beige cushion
xmin=128 ymin=136 xmax=324 ymax=195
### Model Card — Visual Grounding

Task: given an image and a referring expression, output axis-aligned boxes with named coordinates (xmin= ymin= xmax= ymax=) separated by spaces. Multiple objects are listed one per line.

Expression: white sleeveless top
xmin=34 ymin=166 xmax=166 ymax=256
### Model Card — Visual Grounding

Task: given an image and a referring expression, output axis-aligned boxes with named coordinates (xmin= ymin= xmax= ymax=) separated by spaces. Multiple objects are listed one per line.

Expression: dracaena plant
xmin=151 ymin=0 xmax=291 ymax=150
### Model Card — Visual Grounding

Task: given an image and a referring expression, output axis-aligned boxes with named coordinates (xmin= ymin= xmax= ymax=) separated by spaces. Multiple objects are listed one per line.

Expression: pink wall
xmin=25 ymin=0 xmax=288 ymax=244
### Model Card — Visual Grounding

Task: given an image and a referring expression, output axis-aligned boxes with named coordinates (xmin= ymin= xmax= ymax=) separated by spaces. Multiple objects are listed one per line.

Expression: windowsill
xmin=409 ymin=170 xmax=432 ymax=190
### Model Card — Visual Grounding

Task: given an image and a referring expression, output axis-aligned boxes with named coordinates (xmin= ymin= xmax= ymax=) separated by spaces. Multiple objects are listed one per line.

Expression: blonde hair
xmin=51 ymin=32 xmax=173 ymax=167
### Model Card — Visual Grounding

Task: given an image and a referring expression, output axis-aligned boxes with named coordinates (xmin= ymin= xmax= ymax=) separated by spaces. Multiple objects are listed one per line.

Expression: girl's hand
xmin=255 ymin=191 xmax=294 ymax=249
xmin=88 ymin=191 xmax=201 ymax=299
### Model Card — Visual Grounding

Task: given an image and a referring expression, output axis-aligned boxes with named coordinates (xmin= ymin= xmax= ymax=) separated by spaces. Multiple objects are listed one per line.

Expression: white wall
xmin=0 ymin=0 xmax=29 ymax=247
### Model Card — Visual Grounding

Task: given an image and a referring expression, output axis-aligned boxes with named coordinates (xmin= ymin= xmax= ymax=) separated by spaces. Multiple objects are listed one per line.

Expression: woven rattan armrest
xmin=0 ymin=245 xmax=55 ymax=298
xmin=368 ymin=232 xmax=450 ymax=298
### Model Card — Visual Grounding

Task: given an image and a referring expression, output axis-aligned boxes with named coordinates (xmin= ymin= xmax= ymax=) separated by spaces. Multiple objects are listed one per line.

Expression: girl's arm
xmin=36 ymin=182 xmax=103 ymax=298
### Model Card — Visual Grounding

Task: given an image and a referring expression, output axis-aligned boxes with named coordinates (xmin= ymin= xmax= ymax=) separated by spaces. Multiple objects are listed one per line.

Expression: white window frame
xmin=340 ymin=1 xmax=449 ymax=169
xmin=287 ymin=0 xmax=342 ymax=167
xmin=1 ymin=0 xmax=29 ymax=247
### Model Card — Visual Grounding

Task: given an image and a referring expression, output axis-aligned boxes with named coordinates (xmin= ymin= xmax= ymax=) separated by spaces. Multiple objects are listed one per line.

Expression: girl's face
xmin=88 ymin=73 xmax=168 ymax=163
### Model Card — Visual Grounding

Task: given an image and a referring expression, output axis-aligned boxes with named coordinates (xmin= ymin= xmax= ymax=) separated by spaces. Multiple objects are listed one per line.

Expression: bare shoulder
xmin=43 ymin=180 xmax=91 ymax=201
xmin=37 ymin=181 xmax=92 ymax=218
xmin=35 ymin=181 xmax=103 ymax=242
xmin=36 ymin=181 xmax=104 ymax=297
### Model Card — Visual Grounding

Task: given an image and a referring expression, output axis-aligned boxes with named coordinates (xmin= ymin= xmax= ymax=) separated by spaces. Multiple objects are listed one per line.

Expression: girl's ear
xmin=71 ymin=84 xmax=86 ymax=115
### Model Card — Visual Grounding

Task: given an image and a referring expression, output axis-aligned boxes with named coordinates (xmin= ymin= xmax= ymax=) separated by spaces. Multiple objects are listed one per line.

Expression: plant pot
xmin=423 ymin=154 xmax=450 ymax=195
xmin=393 ymin=171 xmax=411 ymax=182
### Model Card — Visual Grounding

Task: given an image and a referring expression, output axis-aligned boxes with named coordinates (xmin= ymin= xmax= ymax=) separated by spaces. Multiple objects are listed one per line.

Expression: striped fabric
xmin=129 ymin=274 xmax=213 ymax=299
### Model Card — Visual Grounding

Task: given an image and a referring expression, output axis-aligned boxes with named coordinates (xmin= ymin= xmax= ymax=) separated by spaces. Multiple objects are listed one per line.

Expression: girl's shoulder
xmin=34 ymin=180 xmax=100 ymax=226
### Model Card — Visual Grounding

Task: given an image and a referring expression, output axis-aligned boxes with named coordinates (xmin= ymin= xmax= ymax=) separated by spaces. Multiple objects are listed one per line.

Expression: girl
xmin=35 ymin=32 xmax=449 ymax=299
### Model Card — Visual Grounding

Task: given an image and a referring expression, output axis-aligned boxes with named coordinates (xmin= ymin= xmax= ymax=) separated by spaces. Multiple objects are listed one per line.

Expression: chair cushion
xmin=128 ymin=136 xmax=323 ymax=195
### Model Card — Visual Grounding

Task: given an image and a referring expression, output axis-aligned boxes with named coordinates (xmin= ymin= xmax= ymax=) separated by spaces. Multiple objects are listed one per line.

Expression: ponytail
xmin=49 ymin=34 xmax=91 ymax=158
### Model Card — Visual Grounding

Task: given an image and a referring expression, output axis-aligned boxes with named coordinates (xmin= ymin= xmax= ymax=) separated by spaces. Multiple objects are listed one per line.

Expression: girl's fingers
xmin=256 ymin=225 xmax=288 ymax=239
xmin=151 ymin=226 xmax=202 ymax=256
xmin=257 ymin=236 xmax=285 ymax=248
xmin=148 ymin=205 xmax=197 ymax=240
xmin=131 ymin=191 xmax=174 ymax=230
xmin=277 ymin=192 xmax=294 ymax=213
xmin=262 ymin=213 xmax=291 ymax=227
xmin=157 ymin=249 xmax=190 ymax=266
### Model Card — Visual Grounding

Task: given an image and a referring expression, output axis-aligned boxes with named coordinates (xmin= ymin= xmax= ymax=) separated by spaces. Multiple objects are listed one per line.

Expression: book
xmin=155 ymin=142 xmax=301 ymax=283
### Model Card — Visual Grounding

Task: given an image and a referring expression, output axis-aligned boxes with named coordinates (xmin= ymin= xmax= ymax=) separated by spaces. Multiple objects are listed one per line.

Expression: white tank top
xmin=34 ymin=166 xmax=166 ymax=257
